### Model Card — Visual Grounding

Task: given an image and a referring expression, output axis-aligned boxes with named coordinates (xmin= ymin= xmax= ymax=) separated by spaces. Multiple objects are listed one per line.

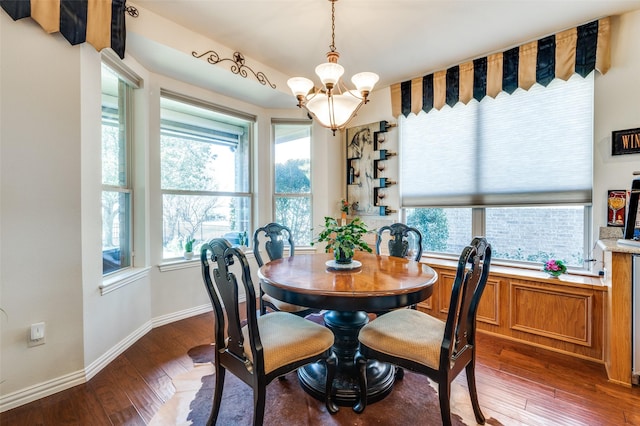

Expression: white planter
xmin=183 ymin=251 xmax=194 ymax=260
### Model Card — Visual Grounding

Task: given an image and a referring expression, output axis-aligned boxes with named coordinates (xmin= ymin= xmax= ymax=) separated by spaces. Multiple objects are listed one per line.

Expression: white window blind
xmin=400 ymin=73 xmax=593 ymax=208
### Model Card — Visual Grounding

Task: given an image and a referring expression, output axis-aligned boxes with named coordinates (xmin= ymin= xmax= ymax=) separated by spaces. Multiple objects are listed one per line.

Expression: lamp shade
xmin=351 ymin=72 xmax=379 ymax=93
xmin=287 ymin=77 xmax=315 ymax=97
xmin=306 ymin=91 xmax=362 ymax=129
xmin=315 ymin=62 xmax=345 ymax=88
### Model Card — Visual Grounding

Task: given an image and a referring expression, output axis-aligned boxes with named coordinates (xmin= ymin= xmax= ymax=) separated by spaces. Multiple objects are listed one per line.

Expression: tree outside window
xmin=274 ymin=122 xmax=312 ymax=245
xmin=160 ymin=94 xmax=252 ymax=259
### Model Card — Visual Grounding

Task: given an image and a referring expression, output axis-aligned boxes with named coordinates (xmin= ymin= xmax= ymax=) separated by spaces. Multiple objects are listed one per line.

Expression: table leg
xmin=298 ymin=310 xmax=395 ymax=407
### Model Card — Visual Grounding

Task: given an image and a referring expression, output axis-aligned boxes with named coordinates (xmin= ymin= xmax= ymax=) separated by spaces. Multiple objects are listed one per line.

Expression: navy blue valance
xmin=392 ymin=17 xmax=610 ymax=117
xmin=1 ymin=0 xmax=127 ymax=59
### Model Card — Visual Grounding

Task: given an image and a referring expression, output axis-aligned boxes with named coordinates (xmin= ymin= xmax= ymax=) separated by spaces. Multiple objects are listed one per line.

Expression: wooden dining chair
xmin=375 ymin=222 xmax=423 ymax=262
xmin=201 ymin=238 xmax=338 ymax=425
xmin=253 ymin=223 xmax=319 ymax=317
xmin=374 ymin=223 xmax=424 ymax=314
xmin=354 ymin=237 xmax=492 ymax=426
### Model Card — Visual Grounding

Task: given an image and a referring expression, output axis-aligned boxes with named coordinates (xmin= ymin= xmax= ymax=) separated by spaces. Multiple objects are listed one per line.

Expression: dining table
xmin=257 ymin=251 xmax=437 ymax=407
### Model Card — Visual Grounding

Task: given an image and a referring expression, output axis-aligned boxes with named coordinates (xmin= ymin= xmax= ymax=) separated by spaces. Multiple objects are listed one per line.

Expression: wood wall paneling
xmin=509 ymin=281 xmax=592 ymax=346
xmin=604 ymin=251 xmax=633 ymax=386
xmin=421 ymin=263 xmax=605 ymax=363
xmin=436 ymin=270 xmax=500 ymax=326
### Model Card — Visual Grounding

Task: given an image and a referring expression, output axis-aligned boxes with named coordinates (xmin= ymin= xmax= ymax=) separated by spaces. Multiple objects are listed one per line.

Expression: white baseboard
xmin=151 ymin=303 xmax=212 ymax=328
xmin=84 ymin=321 xmax=153 ymax=381
xmin=0 ymin=370 xmax=86 ymax=413
xmin=0 ymin=303 xmax=218 ymax=413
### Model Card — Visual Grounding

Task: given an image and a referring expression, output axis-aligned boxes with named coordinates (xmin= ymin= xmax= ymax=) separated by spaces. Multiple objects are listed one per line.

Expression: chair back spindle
xmin=442 ymin=237 xmax=491 ymax=367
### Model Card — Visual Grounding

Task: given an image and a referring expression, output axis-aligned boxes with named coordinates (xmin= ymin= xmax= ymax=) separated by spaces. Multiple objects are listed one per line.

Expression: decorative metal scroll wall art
xmin=192 ymin=50 xmax=276 ymax=89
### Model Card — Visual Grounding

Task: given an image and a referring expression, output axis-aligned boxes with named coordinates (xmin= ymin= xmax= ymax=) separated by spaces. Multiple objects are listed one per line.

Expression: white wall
xmin=593 ymin=11 xmax=640 ymax=239
xmin=2 ymin=6 xmax=640 ymax=413
xmin=1 ymin=16 xmax=85 ymax=396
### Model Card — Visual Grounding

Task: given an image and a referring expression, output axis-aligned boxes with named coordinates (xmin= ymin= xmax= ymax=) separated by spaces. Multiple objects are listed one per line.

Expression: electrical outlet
xmin=28 ymin=322 xmax=46 ymax=347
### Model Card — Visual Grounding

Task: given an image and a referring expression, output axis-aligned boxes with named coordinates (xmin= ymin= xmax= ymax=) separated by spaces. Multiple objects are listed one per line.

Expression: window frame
xmin=101 ymin=60 xmax=136 ymax=276
xmin=272 ymin=119 xmax=314 ymax=247
xmin=159 ymin=90 xmax=255 ymax=260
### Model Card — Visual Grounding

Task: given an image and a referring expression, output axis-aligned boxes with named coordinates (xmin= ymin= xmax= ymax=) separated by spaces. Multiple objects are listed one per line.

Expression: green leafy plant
xmin=312 ymin=216 xmax=372 ymax=262
xmin=183 ymin=236 xmax=196 ymax=253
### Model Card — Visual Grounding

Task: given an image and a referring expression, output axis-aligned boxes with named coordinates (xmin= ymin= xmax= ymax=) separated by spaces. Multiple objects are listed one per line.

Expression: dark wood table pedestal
xmin=297 ymin=310 xmax=395 ymax=406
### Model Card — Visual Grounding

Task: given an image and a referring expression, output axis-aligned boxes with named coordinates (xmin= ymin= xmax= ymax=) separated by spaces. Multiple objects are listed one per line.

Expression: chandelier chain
xmin=330 ymin=0 xmax=336 ymax=52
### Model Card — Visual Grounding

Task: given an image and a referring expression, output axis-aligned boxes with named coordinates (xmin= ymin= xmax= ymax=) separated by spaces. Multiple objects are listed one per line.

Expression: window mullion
xmin=471 ymin=208 xmax=485 ymax=238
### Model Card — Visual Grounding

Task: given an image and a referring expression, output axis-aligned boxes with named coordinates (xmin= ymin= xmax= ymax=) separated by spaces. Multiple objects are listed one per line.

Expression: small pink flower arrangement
xmin=543 ymin=259 xmax=567 ymax=277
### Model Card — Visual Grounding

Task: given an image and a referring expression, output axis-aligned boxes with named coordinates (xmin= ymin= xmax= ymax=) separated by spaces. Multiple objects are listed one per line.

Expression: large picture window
xmin=101 ymin=63 xmax=134 ymax=275
xmin=160 ymin=92 xmax=253 ymax=259
xmin=273 ymin=121 xmax=312 ymax=245
xmin=401 ymin=74 xmax=593 ymax=269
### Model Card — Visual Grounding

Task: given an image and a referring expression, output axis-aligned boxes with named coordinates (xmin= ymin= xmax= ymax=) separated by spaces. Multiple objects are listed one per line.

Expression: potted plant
xmin=542 ymin=259 xmax=567 ymax=277
xmin=238 ymin=231 xmax=248 ymax=249
xmin=183 ymin=236 xmax=196 ymax=260
xmin=312 ymin=216 xmax=372 ymax=264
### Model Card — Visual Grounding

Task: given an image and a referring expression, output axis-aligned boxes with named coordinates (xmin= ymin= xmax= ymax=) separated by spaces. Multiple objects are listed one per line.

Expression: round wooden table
xmin=258 ymin=251 xmax=437 ymax=407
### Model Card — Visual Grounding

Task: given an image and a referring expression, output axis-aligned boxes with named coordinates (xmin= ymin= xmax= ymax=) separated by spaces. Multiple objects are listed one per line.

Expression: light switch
xmin=30 ymin=322 xmax=45 ymax=341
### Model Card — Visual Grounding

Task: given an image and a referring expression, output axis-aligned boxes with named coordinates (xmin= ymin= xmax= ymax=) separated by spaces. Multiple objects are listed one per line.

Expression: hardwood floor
xmin=2 ymin=311 xmax=640 ymax=425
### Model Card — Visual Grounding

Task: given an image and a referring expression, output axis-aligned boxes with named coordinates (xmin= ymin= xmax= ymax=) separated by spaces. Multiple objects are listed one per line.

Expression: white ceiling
xmin=130 ymin=0 xmax=640 ymax=108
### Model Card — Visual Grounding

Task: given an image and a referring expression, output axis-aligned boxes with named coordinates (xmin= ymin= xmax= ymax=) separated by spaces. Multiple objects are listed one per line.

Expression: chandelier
xmin=287 ymin=0 xmax=379 ymax=135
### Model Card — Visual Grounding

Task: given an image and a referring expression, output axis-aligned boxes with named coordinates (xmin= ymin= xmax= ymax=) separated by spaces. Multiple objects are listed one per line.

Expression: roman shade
xmin=399 ymin=73 xmax=594 ymax=208
xmin=0 ymin=0 xmax=127 ymax=58
xmin=391 ymin=17 xmax=610 ymax=117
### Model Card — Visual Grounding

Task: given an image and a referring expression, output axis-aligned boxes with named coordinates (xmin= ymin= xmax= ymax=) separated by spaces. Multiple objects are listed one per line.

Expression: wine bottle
xmin=379 ymin=206 xmax=397 ymax=216
xmin=373 ymin=150 xmax=397 ymax=160
xmin=375 ymin=178 xmax=397 ymax=188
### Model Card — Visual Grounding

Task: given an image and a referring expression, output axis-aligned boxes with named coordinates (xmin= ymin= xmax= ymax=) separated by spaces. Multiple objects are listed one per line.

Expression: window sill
xmin=100 ymin=267 xmax=151 ymax=295
xmin=423 ymin=256 xmax=602 ymax=288
xmin=158 ymin=249 xmax=257 ymax=272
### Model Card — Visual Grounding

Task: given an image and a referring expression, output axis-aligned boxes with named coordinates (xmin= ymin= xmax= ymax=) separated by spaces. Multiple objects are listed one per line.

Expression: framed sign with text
xmin=612 ymin=127 xmax=640 ymax=155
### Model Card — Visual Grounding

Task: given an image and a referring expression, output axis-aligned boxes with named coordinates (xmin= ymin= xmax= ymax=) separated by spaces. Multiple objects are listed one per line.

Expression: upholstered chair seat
xmin=358 ymin=308 xmax=445 ymax=370
xmin=241 ymin=312 xmax=334 ymax=374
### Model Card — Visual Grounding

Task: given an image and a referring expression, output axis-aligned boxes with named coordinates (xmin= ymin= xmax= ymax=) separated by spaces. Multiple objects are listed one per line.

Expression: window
xmin=101 ymin=63 xmax=134 ymax=275
xmin=160 ymin=92 xmax=253 ymax=259
xmin=401 ymin=74 xmax=593 ymax=269
xmin=273 ymin=122 xmax=313 ymax=245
